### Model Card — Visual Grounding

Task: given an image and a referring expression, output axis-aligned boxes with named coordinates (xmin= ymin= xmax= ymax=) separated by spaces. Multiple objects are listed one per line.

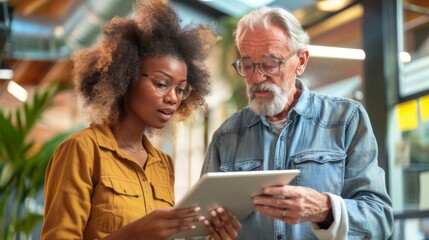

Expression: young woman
xmin=41 ymin=1 xmax=240 ymax=239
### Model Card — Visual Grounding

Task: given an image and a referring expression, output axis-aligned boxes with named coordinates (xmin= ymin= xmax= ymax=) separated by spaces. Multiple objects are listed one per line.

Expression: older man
xmin=201 ymin=6 xmax=394 ymax=240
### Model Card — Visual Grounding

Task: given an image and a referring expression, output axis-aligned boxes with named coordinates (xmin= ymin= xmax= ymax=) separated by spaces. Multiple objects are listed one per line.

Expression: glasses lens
xmin=261 ymin=58 xmax=280 ymax=76
xmin=235 ymin=59 xmax=254 ymax=77
xmin=155 ymin=78 xmax=191 ymax=100
xmin=177 ymin=82 xmax=191 ymax=99
xmin=154 ymin=77 xmax=170 ymax=96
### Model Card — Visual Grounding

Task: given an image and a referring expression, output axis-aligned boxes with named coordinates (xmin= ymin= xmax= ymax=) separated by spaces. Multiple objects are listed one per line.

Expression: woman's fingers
xmin=204 ymin=208 xmax=241 ymax=240
xmin=172 ymin=206 xmax=202 ymax=217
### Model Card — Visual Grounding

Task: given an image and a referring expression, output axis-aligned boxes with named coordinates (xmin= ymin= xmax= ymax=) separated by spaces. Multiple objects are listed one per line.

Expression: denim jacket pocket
xmin=290 ymin=151 xmax=345 ymax=195
xmin=219 ymin=159 xmax=262 ymax=172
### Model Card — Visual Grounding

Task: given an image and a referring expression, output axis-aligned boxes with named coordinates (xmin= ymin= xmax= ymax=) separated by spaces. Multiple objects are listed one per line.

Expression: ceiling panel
xmin=197 ymin=0 xmax=316 ymax=16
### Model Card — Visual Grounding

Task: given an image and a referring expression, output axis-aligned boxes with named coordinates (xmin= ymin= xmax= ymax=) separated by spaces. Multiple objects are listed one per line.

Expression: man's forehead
xmin=238 ymin=37 xmax=290 ymax=55
xmin=239 ymin=27 xmax=288 ymax=44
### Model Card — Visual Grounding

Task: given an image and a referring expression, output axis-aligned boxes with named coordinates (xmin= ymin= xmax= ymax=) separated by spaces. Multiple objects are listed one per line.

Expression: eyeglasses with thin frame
xmin=141 ymin=73 xmax=192 ymax=100
xmin=231 ymin=50 xmax=299 ymax=78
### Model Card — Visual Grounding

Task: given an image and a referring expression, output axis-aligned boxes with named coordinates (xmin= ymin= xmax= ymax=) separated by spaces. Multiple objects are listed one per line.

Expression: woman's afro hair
xmin=72 ymin=0 xmax=217 ymax=125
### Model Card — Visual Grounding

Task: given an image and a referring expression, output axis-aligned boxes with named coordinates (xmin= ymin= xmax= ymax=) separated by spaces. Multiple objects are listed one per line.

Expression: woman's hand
xmin=105 ymin=206 xmax=204 ymax=240
xmin=203 ymin=207 xmax=241 ymax=240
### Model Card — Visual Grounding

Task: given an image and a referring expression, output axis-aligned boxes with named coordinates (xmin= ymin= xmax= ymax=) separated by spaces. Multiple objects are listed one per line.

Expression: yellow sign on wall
xmin=397 ymin=100 xmax=418 ymax=131
xmin=420 ymin=95 xmax=429 ymax=122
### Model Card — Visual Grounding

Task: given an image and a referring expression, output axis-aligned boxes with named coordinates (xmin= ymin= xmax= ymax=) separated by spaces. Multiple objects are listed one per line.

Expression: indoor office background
xmin=0 ymin=0 xmax=428 ymax=239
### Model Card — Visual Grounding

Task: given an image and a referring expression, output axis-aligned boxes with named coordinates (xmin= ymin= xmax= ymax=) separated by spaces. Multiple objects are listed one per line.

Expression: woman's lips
xmin=157 ymin=108 xmax=175 ymax=121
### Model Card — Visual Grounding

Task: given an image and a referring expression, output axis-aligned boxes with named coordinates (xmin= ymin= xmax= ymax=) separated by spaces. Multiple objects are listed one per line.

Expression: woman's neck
xmin=111 ymin=119 xmax=146 ymax=149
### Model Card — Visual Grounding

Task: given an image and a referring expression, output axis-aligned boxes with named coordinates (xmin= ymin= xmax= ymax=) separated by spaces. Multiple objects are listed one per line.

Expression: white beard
xmin=247 ymin=81 xmax=290 ymax=116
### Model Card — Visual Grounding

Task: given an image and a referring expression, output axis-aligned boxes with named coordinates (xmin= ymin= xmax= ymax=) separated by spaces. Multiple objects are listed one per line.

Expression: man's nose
xmin=250 ymin=65 xmax=267 ymax=84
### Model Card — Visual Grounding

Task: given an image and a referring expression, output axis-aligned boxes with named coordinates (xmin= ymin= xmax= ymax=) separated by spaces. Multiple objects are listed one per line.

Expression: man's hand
xmin=252 ymin=185 xmax=331 ymax=224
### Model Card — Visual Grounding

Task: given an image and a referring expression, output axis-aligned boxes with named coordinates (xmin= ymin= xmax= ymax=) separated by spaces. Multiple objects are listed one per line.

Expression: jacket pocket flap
xmin=291 ymin=151 xmax=345 ymax=164
xmin=101 ymin=176 xmax=140 ymax=197
xmin=220 ymin=159 xmax=262 ymax=171
xmin=151 ymin=183 xmax=174 ymax=205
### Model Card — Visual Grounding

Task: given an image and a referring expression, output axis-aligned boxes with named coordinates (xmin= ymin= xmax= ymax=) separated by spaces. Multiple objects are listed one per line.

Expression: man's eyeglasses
xmin=141 ymin=73 xmax=192 ymax=100
xmin=231 ymin=50 xmax=299 ymax=78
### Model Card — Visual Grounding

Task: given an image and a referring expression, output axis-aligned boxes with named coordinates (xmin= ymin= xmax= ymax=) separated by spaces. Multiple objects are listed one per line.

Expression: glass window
xmin=390 ymin=97 xmax=429 ymax=212
xmin=389 ymin=1 xmax=429 ymax=238
xmin=392 ymin=217 xmax=429 ymax=240
xmin=399 ymin=0 xmax=429 ymax=97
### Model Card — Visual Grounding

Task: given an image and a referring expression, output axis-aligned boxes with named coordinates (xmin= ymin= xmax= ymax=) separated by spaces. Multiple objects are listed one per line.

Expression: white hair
xmin=234 ymin=7 xmax=310 ymax=51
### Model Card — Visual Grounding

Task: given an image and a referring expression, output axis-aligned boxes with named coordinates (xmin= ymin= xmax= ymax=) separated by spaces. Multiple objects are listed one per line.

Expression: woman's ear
xmin=295 ymin=49 xmax=310 ymax=76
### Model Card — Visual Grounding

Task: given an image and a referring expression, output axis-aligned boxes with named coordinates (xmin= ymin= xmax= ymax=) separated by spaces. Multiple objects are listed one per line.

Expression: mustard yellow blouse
xmin=41 ymin=124 xmax=175 ymax=239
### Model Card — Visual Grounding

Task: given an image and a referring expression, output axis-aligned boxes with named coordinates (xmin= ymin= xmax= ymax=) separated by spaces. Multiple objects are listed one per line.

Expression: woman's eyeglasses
xmin=231 ymin=50 xmax=299 ymax=78
xmin=141 ymin=73 xmax=192 ymax=100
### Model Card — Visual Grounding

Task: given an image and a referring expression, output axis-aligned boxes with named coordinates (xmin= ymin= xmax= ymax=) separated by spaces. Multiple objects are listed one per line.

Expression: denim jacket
xmin=201 ymin=81 xmax=394 ymax=240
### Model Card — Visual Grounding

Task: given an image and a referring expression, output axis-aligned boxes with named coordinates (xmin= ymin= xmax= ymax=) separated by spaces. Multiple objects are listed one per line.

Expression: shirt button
xmin=319 ymin=156 xmax=324 ymax=160
xmin=148 ymin=208 xmax=152 ymax=213
xmin=277 ymin=234 xmax=283 ymax=239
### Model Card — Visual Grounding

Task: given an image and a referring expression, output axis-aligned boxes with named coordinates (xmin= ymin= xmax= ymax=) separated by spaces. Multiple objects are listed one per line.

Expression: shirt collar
xmin=91 ymin=124 xmax=161 ymax=164
xmin=291 ymin=78 xmax=313 ymax=119
xmin=92 ymin=124 xmax=117 ymax=151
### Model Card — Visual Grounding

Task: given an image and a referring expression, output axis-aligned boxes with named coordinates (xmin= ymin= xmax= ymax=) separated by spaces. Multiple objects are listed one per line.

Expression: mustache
xmin=248 ymin=82 xmax=281 ymax=100
xmin=249 ymin=82 xmax=277 ymax=93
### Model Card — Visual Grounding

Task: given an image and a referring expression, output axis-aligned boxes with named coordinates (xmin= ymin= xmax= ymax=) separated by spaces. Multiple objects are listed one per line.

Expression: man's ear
xmin=296 ymin=49 xmax=309 ymax=76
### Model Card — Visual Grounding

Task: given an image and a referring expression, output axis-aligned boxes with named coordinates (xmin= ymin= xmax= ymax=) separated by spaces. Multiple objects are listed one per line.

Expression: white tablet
xmin=171 ymin=169 xmax=300 ymax=239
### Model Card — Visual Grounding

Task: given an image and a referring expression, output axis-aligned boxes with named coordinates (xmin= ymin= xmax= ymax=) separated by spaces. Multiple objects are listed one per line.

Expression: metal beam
xmin=361 ymin=0 xmax=402 ymax=192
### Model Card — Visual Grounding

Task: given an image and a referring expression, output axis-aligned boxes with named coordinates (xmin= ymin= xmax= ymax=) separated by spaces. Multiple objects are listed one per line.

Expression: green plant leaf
xmin=14 ymin=212 xmax=43 ymax=235
xmin=0 ymin=162 xmax=14 ymax=189
xmin=0 ymin=82 xmax=71 ymax=239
